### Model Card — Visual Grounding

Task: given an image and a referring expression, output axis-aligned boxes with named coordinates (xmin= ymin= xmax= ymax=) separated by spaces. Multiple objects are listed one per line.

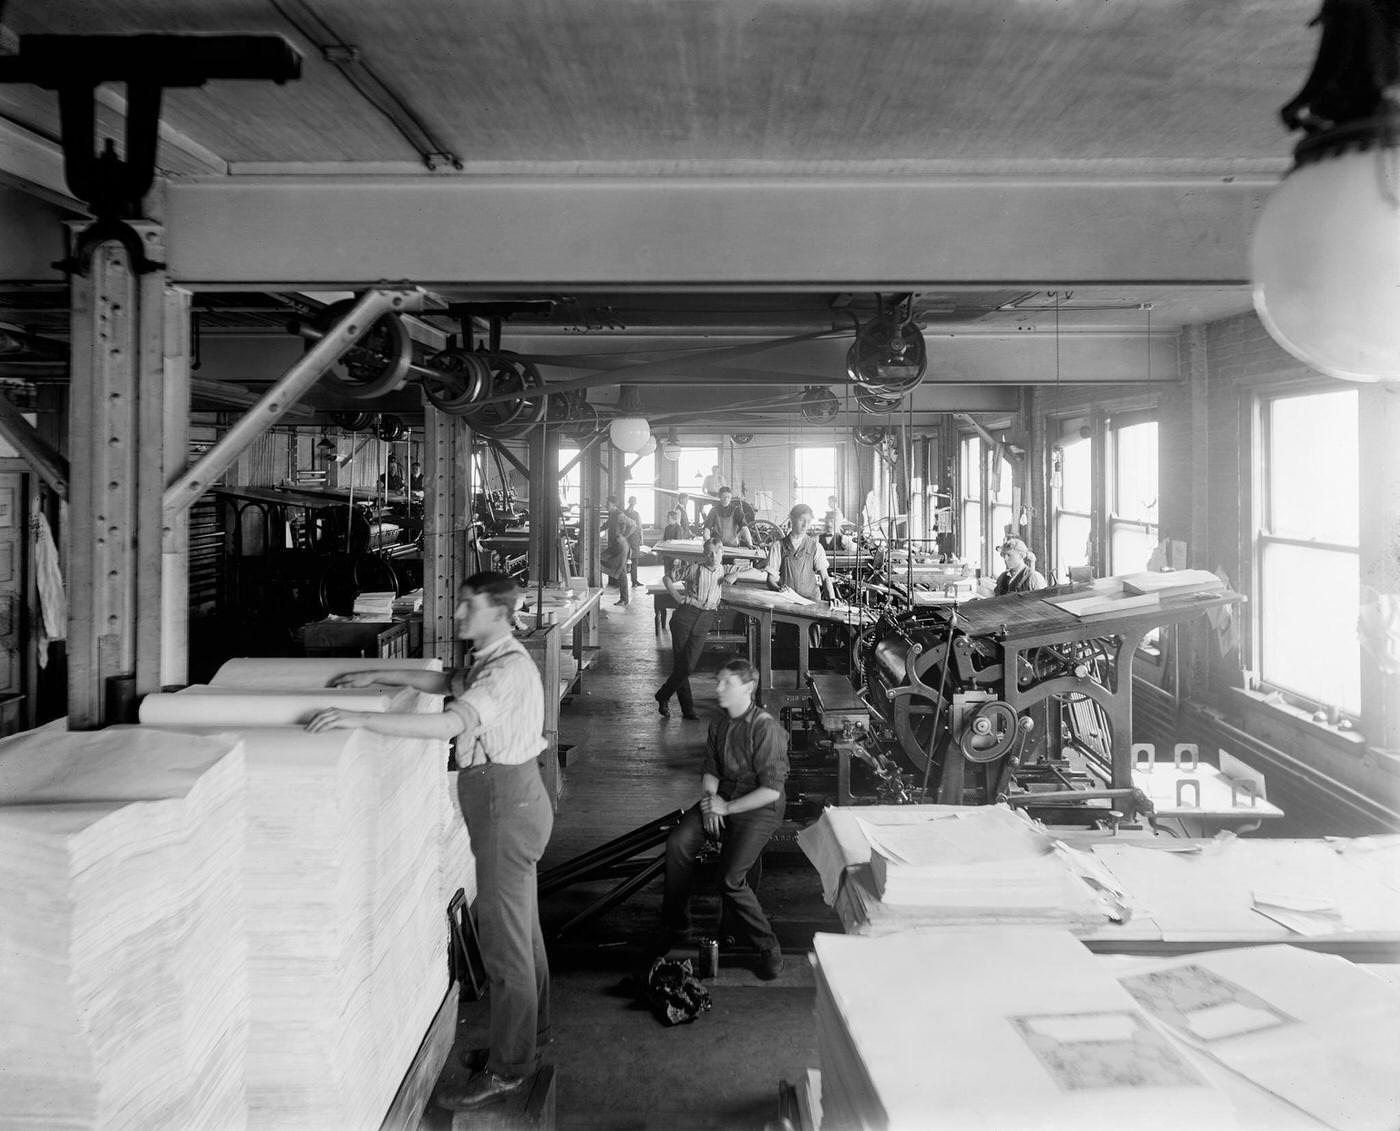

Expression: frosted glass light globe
xmin=609 ymin=416 xmax=651 ymax=452
xmin=1252 ymin=144 xmax=1400 ymax=383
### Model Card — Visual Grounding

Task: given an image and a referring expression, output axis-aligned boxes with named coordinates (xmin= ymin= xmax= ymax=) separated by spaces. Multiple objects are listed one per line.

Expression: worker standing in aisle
xmin=306 ymin=571 xmax=552 ymax=1111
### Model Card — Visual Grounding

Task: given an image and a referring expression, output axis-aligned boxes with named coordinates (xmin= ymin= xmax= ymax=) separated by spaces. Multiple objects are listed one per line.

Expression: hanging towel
xmin=34 ymin=509 xmax=66 ymax=666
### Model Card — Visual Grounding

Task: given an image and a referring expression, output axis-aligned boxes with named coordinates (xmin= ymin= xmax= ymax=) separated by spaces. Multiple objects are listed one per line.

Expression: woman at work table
xmin=994 ymin=536 xmax=1048 ymax=596
xmin=304 ymin=571 xmax=552 ymax=1113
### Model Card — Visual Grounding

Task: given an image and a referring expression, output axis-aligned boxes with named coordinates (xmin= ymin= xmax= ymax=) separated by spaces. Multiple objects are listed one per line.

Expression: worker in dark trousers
xmin=655 ymin=537 xmax=725 ymax=719
xmin=307 ymin=572 xmax=551 ymax=1111
xmin=654 ymin=658 xmax=789 ymax=980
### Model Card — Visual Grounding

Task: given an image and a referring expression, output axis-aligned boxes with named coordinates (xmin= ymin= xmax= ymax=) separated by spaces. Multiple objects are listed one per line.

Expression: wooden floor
xmin=427 ymin=566 xmax=838 ymax=1131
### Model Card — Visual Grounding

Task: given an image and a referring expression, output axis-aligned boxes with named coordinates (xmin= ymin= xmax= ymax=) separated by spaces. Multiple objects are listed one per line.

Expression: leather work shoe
xmin=654 ymin=690 xmax=671 ymax=717
xmin=436 ymin=1069 xmax=525 ymax=1111
xmin=756 ymin=946 xmax=785 ymax=981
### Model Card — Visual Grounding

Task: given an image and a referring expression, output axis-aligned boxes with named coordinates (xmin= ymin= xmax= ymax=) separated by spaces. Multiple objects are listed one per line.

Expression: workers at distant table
xmin=655 ymin=658 xmax=789 ymax=981
xmin=305 ymin=572 xmax=552 ymax=1111
xmin=995 ymin=536 xmax=1048 ymax=595
xmin=655 ymin=536 xmax=726 ymax=719
xmin=704 ymin=485 xmax=754 ymax=547
xmin=765 ymin=503 xmax=836 ymax=601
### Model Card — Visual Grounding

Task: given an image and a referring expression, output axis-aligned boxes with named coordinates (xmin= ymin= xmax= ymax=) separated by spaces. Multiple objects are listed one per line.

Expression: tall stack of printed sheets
xmin=0 ymin=725 xmax=249 ymax=1130
xmin=153 ymin=656 xmax=468 ymax=1128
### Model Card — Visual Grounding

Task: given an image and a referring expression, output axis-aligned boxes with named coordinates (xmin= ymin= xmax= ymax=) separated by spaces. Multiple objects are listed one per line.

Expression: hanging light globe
xmin=637 ymin=434 xmax=658 ymax=457
xmin=608 ymin=416 xmax=651 ymax=452
xmin=1250 ymin=6 xmax=1400 ymax=383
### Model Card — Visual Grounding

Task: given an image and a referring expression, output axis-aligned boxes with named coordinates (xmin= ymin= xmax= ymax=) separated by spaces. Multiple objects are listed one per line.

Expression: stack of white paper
xmin=1114 ymin=945 xmax=1400 ymax=1130
xmin=812 ymin=928 xmax=1234 ymax=1130
xmin=158 ymin=708 xmax=455 ymax=1129
xmin=861 ymin=806 xmax=1106 ymax=927
xmin=0 ymin=726 xmax=249 ymax=1130
xmin=352 ymin=591 xmax=396 ymax=619
xmin=208 ymin=656 xmax=443 ymax=689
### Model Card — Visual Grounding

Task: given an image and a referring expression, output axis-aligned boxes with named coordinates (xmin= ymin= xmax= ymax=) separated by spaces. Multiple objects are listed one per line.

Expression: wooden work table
xmin=515 ymin=585 xmax=603 ymax=807
xmin=719 ymin=582 xmax=875 ymax=710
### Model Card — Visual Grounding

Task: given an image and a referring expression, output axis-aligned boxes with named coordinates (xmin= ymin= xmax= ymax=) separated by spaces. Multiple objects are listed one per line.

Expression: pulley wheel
xmin=314 ymin=299 xmax=414 ymax=399
xmin=422 ymin=349 xmax=490 ymax=415
xmin=375 ymin=414 xmax=408 ymax=441
xmin=464 ymin=351 xmax=548 ymax=438
xmin=958 ymin=700 xmax=1019 ymax=764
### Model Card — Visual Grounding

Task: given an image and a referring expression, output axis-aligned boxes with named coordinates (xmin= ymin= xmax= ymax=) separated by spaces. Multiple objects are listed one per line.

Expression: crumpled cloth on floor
xmin=644 ymin=957 xmax=712 ymax=1027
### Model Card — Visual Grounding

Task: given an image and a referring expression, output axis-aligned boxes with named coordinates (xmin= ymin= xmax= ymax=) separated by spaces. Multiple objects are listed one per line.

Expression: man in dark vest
xmin=764 ymin=503 xmax=835 ymax=601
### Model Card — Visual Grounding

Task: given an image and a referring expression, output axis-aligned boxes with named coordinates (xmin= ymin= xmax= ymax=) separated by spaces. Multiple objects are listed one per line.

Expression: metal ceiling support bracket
xmin=484 ymin=438 xmax=529 ymax=479
xmin=956 ymin=412 xmax=1026 ymax=461
xmin=0 ymin=34 xmax=300 ymax=275
xmin=0 ymin=392 xmax=69 ymax=499
xmin=164 ymin=287 xmax=426 ymax=520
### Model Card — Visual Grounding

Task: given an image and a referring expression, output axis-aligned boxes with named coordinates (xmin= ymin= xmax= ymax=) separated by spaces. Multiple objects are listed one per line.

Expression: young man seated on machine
xmin=653 ymin=659 xmax=789 ymax=980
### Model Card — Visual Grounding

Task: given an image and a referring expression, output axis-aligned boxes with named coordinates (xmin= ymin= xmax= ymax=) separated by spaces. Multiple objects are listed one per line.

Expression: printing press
xmin=811 ymin=577 xmax=1242 ymax=826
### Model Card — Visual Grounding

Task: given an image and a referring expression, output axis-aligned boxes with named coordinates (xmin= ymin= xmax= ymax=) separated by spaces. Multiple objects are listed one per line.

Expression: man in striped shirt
xmin=307 ymin=571 xmax=551 ymax=1111
xmin=655 ymin=537 xmax=727 ymax=719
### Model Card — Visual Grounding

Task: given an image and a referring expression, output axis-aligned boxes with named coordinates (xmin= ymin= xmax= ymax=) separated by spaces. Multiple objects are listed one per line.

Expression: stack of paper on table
xmin=1119 ymin=569 xmax=1225 ymax=597
xmin=351 ymin=591 xmax=396 ymax=619
xmin=1111 ymin=945 xmax=1400 ymax=1130
xmin=799 ymin=805 xmax=1113 ymax=933
xmin=812 ymin=928 xmax=1234 ymax=1131
xmin=0 ymin=725 xmax=249 ymax=1130
xmin=1045 ymin=580 xmax=1162 ymax=618
xmin=1090 ymin=838 xmax=1400 ymax=941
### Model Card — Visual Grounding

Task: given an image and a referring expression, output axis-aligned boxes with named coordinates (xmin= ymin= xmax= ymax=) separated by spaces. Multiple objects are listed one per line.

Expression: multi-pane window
xmin=1258 ymin=389 xmax=1360 ymax=714
xmin=624 ymin=450 xmax=657 ymax=527
xmin=959 ymin=435 xmax=983 ymax=569
xmin=1054 ymin=438 xmax=1093 ymax=572
xmin=674 ymin=447 xmax=717 ymax=526
xmin=794 ymin=446 xmax=837 ymax=518
xmin=990 ymin=448 xmax=1015 ymax=555
xmin=1108 ymin=419 xmax=1159 ymax=574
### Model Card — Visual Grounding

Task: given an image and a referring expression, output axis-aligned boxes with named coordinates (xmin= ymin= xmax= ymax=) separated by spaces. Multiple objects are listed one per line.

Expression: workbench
xmin=801 ymin=805 xmax=1400 ymax=962
xmin=719 ymin=583 xmax=875 ymax=710
xmin=516 ymin=586 xmax=603 ymax=807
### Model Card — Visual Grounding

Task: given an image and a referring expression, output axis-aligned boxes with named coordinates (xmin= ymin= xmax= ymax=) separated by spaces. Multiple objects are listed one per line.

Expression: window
xmin=794 ymin=446 xmax=837 ymax=519
xmin=1258 ymin=388 xmax=1360 ymax=714
xmin=990 ymin=448 xmax=1015 ymax=556
xmin=674 ymin=446 xmax=717 ymax=525
xmin=959 ymin=434 xmax=983 ymax=570
xmin=1054 ymin=437 xmax=1093 ymax=572
xmin=557 ymin=447 xmax=581 ymax=511
xmin=624 ymin=450 xmax=657 ymax=527
xmin=1108 ymin=419 xmax=1159 ymax=574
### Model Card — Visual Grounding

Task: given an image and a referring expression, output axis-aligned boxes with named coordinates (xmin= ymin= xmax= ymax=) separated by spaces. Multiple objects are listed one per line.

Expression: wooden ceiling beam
xmin=164 ymin=174 xmax=1271 ymax=290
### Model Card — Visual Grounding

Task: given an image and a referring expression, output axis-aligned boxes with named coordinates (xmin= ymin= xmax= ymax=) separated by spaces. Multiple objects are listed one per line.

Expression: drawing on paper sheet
xmin=1010 ymin=1011 xmax=1207 ymax=1091
xmin=1119 ymin=965 xmax=1296 ymax=1043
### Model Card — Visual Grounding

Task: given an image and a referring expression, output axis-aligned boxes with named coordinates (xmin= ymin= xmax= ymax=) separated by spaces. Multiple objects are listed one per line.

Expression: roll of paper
xmin=138 ymin=687 xmax=399 ymax=727
xmin=209 ymin=656 xmax=443 ymax=689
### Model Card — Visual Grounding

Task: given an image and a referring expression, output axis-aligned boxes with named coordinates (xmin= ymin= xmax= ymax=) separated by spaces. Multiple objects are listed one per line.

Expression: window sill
xmin=1224 ymin=685 xmax=1366 ymax=751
